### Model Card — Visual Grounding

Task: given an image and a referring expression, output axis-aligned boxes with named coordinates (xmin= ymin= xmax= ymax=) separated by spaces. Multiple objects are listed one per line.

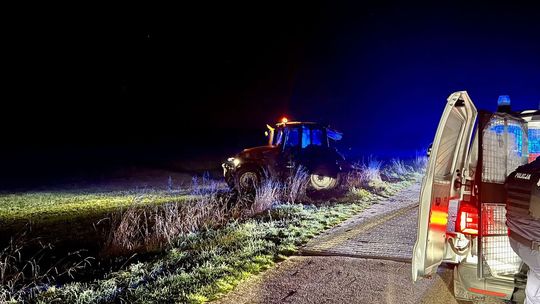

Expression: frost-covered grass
xmin=35 ymin=202 xmax=373 ymax=303
xmin=345 ymin=156 xmax=425 ymax=201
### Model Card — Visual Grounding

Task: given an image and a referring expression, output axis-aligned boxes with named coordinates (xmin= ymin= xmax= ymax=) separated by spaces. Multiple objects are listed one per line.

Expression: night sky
xmin=3 ymin=2 xmax=540 ymax=185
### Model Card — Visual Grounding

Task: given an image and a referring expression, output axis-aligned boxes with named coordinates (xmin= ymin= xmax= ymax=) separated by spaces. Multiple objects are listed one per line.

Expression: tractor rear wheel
xmin=309 ymin=174 xmax=338 ymax=190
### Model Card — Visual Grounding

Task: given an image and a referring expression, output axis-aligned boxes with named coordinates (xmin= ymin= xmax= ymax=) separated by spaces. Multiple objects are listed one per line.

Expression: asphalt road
xmin=214 ymin=255 xmax=466 ymax=304
xmin=214 ymin=183 xmax=506 ymax=304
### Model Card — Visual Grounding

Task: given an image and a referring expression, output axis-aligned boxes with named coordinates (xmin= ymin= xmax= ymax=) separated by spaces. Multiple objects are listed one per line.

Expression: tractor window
xmin=299 ymin=126 xmax=325 ymax=148
xmin=302 ymin=128 xmax=311 ymax=148
xmin=273 ymin=129 xmax=284 ymax=146
xmin=311 ymin=128 xmax=324 ymax=146
xmin=285 ymin=127 xmax=300 ymax=147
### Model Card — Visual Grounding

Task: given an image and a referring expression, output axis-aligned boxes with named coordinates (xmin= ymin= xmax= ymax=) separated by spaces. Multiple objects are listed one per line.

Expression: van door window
xmin=482 ymin=115 xmax=527 ymax=183
xmin=529 ymin=128 xmax=540 ymax=162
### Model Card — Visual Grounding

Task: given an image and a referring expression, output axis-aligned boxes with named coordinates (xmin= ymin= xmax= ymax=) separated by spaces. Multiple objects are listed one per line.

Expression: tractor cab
xmin=412 ymin=91 xmax=540 ymax=302
xmin=265 ymin=119 xmax=343 ymax=150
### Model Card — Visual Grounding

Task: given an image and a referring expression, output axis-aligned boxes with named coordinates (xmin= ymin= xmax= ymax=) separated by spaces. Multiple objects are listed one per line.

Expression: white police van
xmin=412 ymin=91 xmax=540 ymax=302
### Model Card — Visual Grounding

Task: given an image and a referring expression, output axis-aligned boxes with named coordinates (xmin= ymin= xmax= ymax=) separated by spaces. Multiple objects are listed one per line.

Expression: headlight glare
xmin=227 ymin=157 xmax=241 ymax=167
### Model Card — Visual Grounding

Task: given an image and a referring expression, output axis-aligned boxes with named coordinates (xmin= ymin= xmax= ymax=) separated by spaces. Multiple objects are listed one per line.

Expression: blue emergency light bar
xmin=496 ymin=95 xmax=512 ymax=113
xmin=497 ymin=95 xmax=511 ymax=106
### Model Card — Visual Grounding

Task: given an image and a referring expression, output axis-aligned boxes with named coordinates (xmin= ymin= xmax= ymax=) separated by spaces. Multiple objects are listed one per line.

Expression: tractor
xmin=222 ymin=118 xmax=350 ymax=193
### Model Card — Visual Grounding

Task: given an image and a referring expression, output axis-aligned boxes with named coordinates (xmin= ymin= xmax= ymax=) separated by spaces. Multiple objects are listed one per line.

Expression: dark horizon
xmin=2 ymin=1 xmax=540 ymax=188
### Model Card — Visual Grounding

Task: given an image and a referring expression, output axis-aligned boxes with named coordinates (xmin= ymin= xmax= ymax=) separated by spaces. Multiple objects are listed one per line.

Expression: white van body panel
xmin=412 ymin=91 xmax=477 ymax=281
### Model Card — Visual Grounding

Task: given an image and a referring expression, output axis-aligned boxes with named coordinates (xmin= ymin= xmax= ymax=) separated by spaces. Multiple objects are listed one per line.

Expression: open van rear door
xmin=412 ymin=91 xmax=477 ymax=281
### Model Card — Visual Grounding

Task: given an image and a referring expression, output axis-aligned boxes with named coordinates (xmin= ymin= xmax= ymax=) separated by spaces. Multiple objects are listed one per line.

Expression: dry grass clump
xmin=249 ymin=166 xmax=309 ymax=215
xmin=0 ymin=234 xmax=93 ymax=303
xmin=383 ymin=158 xmax=424 ymax=182
xmin=390 ymin=159 xmax=411 ymax=175
xmin=250 ymin=178 xmax=281 ymax=215
xmin=345 ymin=157 xmax=390 ymax=199
xmin=346 ymin=156 xmax=426 ymax=200
xmin=412 ymin=155 xmax=428 ymax=173
xmin=282 ymin=166 xmax=309 ymax=204
xmin=362 ymin=157 xmax=383 ymax=183
xmin=346 ymin=156 xmax=383 ymax=190
xmin=103 ymin=176 xmax=231 ymax=256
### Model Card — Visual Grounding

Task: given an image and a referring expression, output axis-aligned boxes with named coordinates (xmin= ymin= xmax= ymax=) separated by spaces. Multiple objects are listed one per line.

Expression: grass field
xmin=0 ymin=190 xmax=195 ymax=226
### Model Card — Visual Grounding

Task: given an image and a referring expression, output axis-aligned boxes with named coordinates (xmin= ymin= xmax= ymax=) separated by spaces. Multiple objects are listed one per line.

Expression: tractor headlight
xmin=228 ymin=157 xmax=241 ymax=167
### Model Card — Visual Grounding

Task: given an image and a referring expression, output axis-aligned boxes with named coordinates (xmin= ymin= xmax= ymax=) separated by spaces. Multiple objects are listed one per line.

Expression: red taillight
xmin=456 ymin=203 xmax=479 ymax=235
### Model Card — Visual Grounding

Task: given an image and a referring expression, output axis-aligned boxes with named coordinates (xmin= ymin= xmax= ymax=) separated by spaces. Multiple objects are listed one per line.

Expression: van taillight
xmin=456 ymin=203 xmax=479 ymax=235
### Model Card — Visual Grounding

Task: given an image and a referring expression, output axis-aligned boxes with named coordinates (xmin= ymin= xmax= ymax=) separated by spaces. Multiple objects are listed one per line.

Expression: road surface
xmin=214 ymin=183 xmax=506 ymax=304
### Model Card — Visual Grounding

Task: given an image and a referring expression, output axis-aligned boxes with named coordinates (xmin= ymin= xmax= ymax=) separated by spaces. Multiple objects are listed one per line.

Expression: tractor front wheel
xmin=235 ymin=168 xmax=261 ymax=193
